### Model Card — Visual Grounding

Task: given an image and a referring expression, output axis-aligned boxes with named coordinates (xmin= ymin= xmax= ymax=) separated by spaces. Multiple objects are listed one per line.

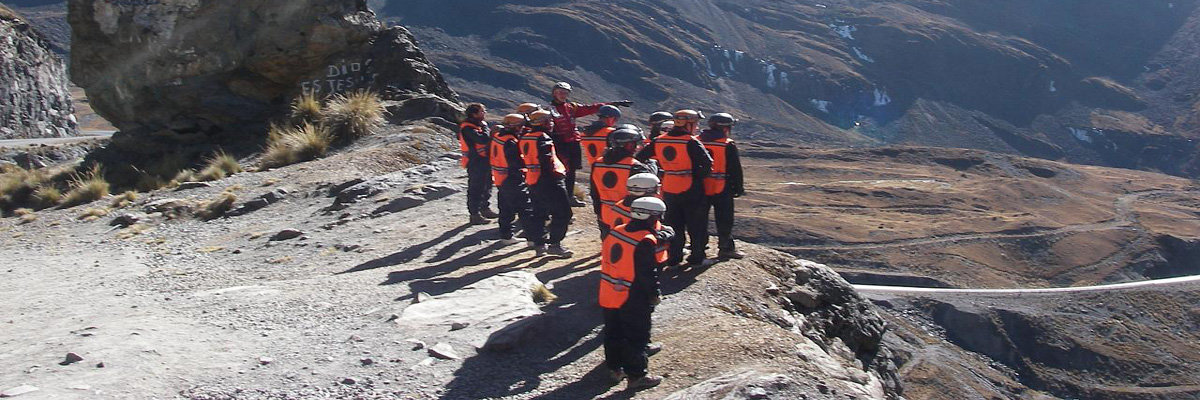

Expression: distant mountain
xmin=377 ymin=0 xmax=1200 ymax=177
xmin=11 ymin=0 xmax=1200 ymax=177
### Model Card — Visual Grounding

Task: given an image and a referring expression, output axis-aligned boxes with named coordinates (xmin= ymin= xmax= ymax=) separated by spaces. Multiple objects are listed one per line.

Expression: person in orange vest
xmin=492 ymin=114 xmax=541 ymax=245
xmin=599 ymin=196 xmax=673 ymax=391
xmin=700 ymin=113 xmax=746 ymax=260
xmin=646 ymin=111 xmax=673 ymax=143
xmin=459 ymin=103 xmax=499 ymax=225
xmin=521 ymin=110 xmax=575 ymax=258
xmin=581 ymin=105 xmax=622 ymax=166
xmin=636 ymin=110 xmax=713 ymax=268
xmin=591 ymin=127 xmax=657 ymax=238
xmin=549 ymin=82 xmax=632 ymax=207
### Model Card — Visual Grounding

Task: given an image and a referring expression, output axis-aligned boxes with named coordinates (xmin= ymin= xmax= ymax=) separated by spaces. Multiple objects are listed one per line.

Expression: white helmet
xmin=630 ymin=197 xmax=667 ymax=220
xmin=659 ymin=120 xmax=675 ymax=131
xmin=626 ymin=173 xmax=660 ymax=197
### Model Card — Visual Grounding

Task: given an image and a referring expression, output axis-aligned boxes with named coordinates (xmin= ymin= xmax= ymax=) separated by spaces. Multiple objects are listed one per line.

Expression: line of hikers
xmin=457 ymin=82 xmax=745 ymax=391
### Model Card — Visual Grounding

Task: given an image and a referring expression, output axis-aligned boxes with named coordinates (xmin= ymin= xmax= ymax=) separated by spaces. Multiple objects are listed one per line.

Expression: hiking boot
xmin=645 ymin=343 xmax=663 ymax=357
xmin=530 ymin=243 xmax=548 ymax=256
xmin=569 ymin=198 xmax=587 ymax=208
xmin=469 ymin=214 xmax=489 ymax=225
xmin=665 ymin=257 xmax=683 ymax=267
xmin=498 ymin=237 xmax=521 ymax=246
xmin=627 ymin=375 xmax=663 ymax=391
xmin=685 ymin=258 xmax=707 ymax=269
xmin=718 ymin=249 xmax=746 ymax=260
xmin=607 ymin=369 xmax=627 ymax=385
xmin=480 ymin=209 xmax=500 ymax=219
xmin=546 ymin=244 xmax=574 ymax=258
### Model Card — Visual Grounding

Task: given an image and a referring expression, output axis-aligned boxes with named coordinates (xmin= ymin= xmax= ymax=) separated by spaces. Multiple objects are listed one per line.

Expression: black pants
xmin=466 ymin=161 xmax=493 ymax=216
xmin=498 ymin=182 xmax=538 ymax=240
xmin=603 ymin=303 xmax=652 ymax=379
xmin=664 ymin=192 xmax=709 ymax=263
xmin=708 ymin=191 xmax=736 ymax=252
xmin=554 ymin=140 xmax=583 ymax=199
xmin=530 ymin=177 xmax=573 ymax=246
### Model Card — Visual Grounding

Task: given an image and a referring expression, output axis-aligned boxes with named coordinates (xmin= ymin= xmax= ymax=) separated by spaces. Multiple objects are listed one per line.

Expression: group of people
xmin=456 ymin=82 xmax=745 ymax=391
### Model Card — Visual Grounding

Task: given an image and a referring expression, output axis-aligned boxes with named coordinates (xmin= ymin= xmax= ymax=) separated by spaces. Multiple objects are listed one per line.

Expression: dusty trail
xmin=0 ymin=131 xmax=114 ymax=148
xmin=854 ymin=274 xmax=1200 ymax=295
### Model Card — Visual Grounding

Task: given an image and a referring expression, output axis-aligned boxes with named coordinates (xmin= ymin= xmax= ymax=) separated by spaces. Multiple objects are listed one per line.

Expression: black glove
xmin=610 ymin=100 xmax=634 ymax=108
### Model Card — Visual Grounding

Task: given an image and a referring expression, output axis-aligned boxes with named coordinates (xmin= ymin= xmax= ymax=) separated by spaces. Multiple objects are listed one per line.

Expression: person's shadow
xmin=439 ymin=259 xmax=630 ymax=400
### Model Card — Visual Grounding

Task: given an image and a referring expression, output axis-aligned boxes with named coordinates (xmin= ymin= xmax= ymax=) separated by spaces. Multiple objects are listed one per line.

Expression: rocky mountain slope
xmin=375 ymin=0 xmax=1200 ymax=178
xmin=0 ymin=3 xmax=75 ymax=139
xmin=737 ymin=145 xmax=1200 ymax=289
xmin=869 ymin=282 xmax=1200 ymax=400
xmin=0 ymin=122 xmax=901 ymax=399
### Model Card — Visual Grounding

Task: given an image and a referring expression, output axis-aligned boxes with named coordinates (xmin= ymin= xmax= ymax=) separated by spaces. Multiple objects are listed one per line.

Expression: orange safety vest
xmin=520 ymin=132 xmax=567 ymax=186
xmin=582 ymin=126 xmax=615 ymax=165
xmin=653 ymin=136 xmax=697 ymax=194
xmin=458 ymin=122 xmax=489 ymax=168
xmin=592 ymin=156 xmax=635 ymax=227
xmin=600 ymin=224 xmax=666 ymax=309
xmin=703 ymin=137 xmax=732 ymax=196
xmin=490 ymin=131 xmax=524 ymax=187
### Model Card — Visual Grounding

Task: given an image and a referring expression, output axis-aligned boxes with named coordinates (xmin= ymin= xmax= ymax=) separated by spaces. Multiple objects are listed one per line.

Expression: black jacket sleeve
xmin=537 ymin=136 xmax=558 ymax=181
xmin=634 ymin=139 xmax=656 ymax=163
xmin=504 ymin=140 xmax=525 ymax=178
xmin=590 ymin=174 xmax=603 ymax=215
xmin=727 ymin=142 xmax=744 ymax=196
xmin=631 ymin=239 xmax=661 ymax=302
xmin=687 ymin=139 xmax=713 ymax=196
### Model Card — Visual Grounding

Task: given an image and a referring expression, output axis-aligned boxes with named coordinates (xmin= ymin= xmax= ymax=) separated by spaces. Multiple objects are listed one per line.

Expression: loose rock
xmin=270 ymin=229 xmax=304 ymax=241
xmin=60 ymin=352 xmax=84 ymax=366
xmin=428 ymin=343 xmax=459 ymax=360
xmin=0 ymin=385 xmax=40 ymax=398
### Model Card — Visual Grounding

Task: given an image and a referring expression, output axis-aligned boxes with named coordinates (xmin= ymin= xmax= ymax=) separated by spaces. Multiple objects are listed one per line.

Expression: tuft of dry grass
xmin=290 ymin=92 xmax=324 ymax=125
xmin=173 ymin=169 xmax=197 ymax=184
xmin=19 ymin=213 xmax=38 ymax=225
xmin=13 ymin=208 xmax=33 ymax=217
xmin=196 ymin=151 xmax=242 ymax=182
xmin=261 ymin=123 xmax=333 ymax=169
xmin=117 ymin=224 xmax=151 ymax=240
xmin=531 ymin=283 xmax=558 ymax=304
xmin=323 ymin=90 xmax=385 ymax=141
xmin=32 ymin=186 xmax=62 ymax=209
xmin=77 ymin=207 xmax=110 ymax=221
xmin=196 ymin=192 xmax=237 ymax=220
xmin=60 ymin=165 xmax=110 ymax=209
xmin=111 ymin=191 xmax=138 ymax=208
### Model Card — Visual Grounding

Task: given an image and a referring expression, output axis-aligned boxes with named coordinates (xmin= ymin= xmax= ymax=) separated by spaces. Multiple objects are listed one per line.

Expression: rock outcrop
xmin=67 ymin=0 xmax=459 ymax=152
xmin=0 ymin=5 xmax=76 ymax=139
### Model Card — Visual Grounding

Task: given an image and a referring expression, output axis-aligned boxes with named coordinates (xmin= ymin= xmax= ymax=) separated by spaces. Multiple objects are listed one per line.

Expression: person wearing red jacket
xmin=548 ymin=82 xmax=632 ymax=207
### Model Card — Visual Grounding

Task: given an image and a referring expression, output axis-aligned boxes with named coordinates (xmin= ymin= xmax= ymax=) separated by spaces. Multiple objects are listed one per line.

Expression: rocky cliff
xmin=0 ymin=4 xmax=76 ymax=139
xmin=66 ymin=0 xmax=459 ymax=154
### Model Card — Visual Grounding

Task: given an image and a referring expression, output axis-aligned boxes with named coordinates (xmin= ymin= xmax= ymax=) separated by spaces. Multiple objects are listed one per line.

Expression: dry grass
xmin=18 ymin=213 xmax=37 ymax=225
xmin=196 ymin=192 xmax=237 ymax=220
xmin=60 ymin=165 xmax=110 ymax=209
xmin=13 ymin=208 xmax=33 ymax=217
xmin=261 ymin=123 xmax=334 ymax=169
xmin=196 ymin=151 xmax=243 ymax=182
xmin=32 ymin=186 xmax=62 ymax=209
xmin=267 ymin=256 xmax=293 ymax=264
xmin=198 ymin=246 xmax=226 ymax=253
xmin=323 ymin=90 xmax=385 ymax=141
xmin=291 ymin=92 xmax=324 ymax=125
xmin=117 ymin=224 xmax=151 ymax=240
xmin=77 ymin=207 xmax=110 ymax=221
xmin=173 ymin=169 xmax=197 ymax=183
xmin=531 ymin=283 xmax=558 ymax=304
xmin=111 ymin=191 xmax=139 ymax=208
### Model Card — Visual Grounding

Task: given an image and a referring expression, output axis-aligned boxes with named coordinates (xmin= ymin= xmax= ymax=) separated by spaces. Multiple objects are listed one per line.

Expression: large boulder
xmin=67 ymin=0 xmax=459 ymax=152
xmin=0 ymin=5 xmax=77 ymax=139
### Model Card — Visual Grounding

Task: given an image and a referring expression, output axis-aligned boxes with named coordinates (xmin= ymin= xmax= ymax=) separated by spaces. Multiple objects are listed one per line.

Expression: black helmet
xmin=598 ymin=105 xmax=622 ymax=119
xmin=609 ymin=128 xmax=643 ymax=146
xmin=709 ymin=112 xmax=737 ymax=127
xmin=648 ymin=111 xmax=672 ymax=124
